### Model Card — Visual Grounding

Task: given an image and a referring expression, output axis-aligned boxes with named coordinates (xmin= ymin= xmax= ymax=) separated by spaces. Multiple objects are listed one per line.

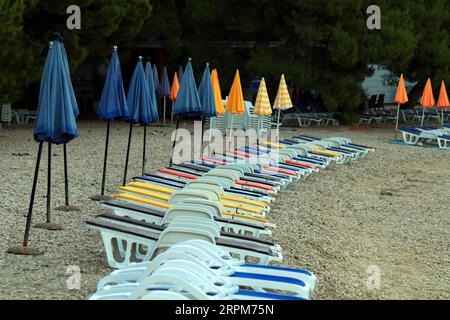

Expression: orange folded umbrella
xmin=394 ymin=74 xmax=408 ymax=104
xmin=170 ymin=72 xmax=180 ymax=101
xmin=226 ymin=70 xmax=245 ymax=114
xmin=211 ymin=69 xmax=225 ymax=115
xmin=437 ymin=81 xmax=449 ymax=108
xmin=420 ymin=78 xmax=435 ymax=107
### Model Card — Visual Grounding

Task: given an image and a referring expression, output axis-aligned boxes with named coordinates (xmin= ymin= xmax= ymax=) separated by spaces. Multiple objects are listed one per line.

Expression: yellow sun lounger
xmin=112 ymin=193 xmax=270 ymax=224
xmin=126 ymin=181 xmax=269 ymax=208
xmin=115 ymin=186 xmax=265 ymax=216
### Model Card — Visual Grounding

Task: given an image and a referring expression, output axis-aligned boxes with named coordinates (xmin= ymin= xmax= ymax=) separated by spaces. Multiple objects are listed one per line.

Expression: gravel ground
xmin=0 ymin=120 xmax=449 ymax=300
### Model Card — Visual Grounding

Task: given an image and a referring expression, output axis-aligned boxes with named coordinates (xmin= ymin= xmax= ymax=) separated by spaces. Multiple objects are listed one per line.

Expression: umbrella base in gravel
xmin=54 ymin=205 xmax=81 ymax=212
xmin=6 ymin=245 xmax=43 ymax=256
xmin=89 ymin=195 xmax=113 ymax=202
xmin=34 ymin=222 xmax=64 ymax=230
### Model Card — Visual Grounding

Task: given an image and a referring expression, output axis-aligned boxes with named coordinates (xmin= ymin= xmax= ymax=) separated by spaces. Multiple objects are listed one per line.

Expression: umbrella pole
xmin=163 ymin=96 xmax=167 ymax=125
xmin=442 ymin=109 xmax=444 ymax=125
xmin=394 ymin=104 xmax=400 ymax=140
xmin=170 ymin=115 xmax=180 ymax=166
xmin=171 ymin=101 xmax=174 ymax=126
xmin=63 ymin=143 xmax=69 ymax=206
xmin=277 ymin=110 xmax=281 ymax=137
xmin=46 ymin=142 xmax=52 ymax=223
xmin=22 ymin=142 xmax=43 ymax=246
xmin=201 ymin=115 xmax=205 ymax=156
xmin=142 ymin=125 xmax=147 ymax=176
xmin=420 ymin=108 xmax=425 ymax=127
xmin=122 ymin=123 xmax=133 ymax=186
xmin=101 ymin=120 xmax=110 ymax=195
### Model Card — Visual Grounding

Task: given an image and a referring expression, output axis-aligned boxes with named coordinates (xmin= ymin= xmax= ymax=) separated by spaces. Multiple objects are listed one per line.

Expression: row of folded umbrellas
xmin=34 ymin=35 xmax=298 ymax=147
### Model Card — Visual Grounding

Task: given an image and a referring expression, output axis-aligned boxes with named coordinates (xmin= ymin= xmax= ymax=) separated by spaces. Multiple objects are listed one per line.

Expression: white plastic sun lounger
xmin=399 ymin=127 xmax=450 ymax=149
xmin=91 ymin=241 xmax=314 ymax=300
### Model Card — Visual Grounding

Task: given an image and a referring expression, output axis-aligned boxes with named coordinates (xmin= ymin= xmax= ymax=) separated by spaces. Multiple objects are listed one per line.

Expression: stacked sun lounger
xmin=398 ymin=125 xmax=450 ymax=149
xmin=88 ymin=135 xmax=374 ymax=300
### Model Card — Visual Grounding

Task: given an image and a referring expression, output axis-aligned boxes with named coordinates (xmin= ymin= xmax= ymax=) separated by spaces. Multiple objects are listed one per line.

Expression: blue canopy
xmin=178 ymin=65 xmax=184 ymax=83
xmin=158 ymin=66 xmax=171 ymax=96
xmin=59 ymin=42 xmax=79 ymax=118
xmin=144 ymin=60 xmax=158 ymax=120
xmin=152 ymin=64 xmax=160 ymax=94
xmin=198 ymin=63 xmax=216 ymax=117
xmin=97 ymin=47 xmax=129 ymax=120
xmin=128 ymin=57 xmax=158 ymax=125
xmin=34 ymin=38 xmax=79 ymax=144
xmin=173 ymin=59 xmax=202 ymax=115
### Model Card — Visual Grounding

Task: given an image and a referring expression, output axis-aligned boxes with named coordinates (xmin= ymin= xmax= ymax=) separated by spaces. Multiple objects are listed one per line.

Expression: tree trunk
xmin=405 ymin=81 xmax=425 ymax=109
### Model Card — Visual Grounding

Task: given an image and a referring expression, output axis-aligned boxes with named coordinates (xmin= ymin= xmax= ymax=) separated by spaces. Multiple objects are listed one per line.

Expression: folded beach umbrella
xmin=254 ymin=77 xmax=272 ymax=145
xmin=394 ymin=74 xmax=408 ymax=139
xmin=170 ymin=58 xmax=202 ymax=165
xmin=170 ymin=72 xmax=180 ymax=125
xmin=123 ymin=57 xmax=158 ymax=185
xmin=420 ymin=78 xmax=435 ymax=126
xmin=273 ymin=74 xmax=293 ymax=133
xmin=158 ymin=66 xmax=171 ymax=124
xmin=152 ymin=64 xmax=160 ymax=94
xmin=198 ymin=63 xmax=216 ymax=147
xmin=437 ymin=81 xmax=449 ymax=124
xmin=59 ymin=42 xmax=79 ymax=119
xmin=144 ymin=58 xmax=158 ymax=121
xmin=225 ymin=70 xmax=245 ymax=151
xmin=211 ymin=69 xmax=225 ymax=115
xmin=91 ymin=46 xmax=129 ymax=201
xmin=178 ymin=65 xmax=184 ymax=83
xmin=9 ymin=34 xmax=79 ymax=255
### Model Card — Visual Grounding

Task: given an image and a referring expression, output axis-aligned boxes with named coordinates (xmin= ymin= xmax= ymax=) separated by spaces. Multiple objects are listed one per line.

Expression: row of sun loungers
xmin=87 ymin=135 xmax=374 ymax=300
xmin=398 ymin=124 xmax=450 ymax=149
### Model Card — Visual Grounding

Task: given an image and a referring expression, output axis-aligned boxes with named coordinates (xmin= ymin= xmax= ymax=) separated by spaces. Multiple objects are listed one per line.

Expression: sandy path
xmin=0 ymin=121 xmax=449 ymax=299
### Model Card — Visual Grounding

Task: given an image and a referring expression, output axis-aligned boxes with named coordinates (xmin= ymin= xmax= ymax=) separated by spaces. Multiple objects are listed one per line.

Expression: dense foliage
xmin=0 ymin=0 xmax=448 ymax=122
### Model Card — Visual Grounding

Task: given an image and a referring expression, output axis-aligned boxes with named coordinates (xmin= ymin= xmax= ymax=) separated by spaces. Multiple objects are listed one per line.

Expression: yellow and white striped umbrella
xmin=254 ymin=77 xmax=272 ymax=116
xmin=273 ymin=74 xmax=292 ymax=111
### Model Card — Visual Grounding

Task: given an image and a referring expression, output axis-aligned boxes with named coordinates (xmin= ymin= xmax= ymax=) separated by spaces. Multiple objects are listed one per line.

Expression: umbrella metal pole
xmin=163 ymin=96 xmax=167 ymax=125
xmin=170 ymin=115 xmax=180 ymax=166
xmin=122 ymin=123 xmax=133 ymax=186
xmin=142 ymin=125 xmax=147 ymax=176
xmin=22 ymin=142 xmax=43 ymax=246
xmin=394 ymin=104 xmax=400 ymax=140
xmin=46 ymin=142 xmax=52 ymax=223
xmin=100 ymin=120 xmax=110 ymax=195
xmin=442 ymin=109 xmax=444 ymax=125
xmin=201 ymin=115 xmax=205 ymax=157
xmin=63 ymin=143 xmax=69 ymax=206
xmin=277 ymin=110 xmax=281 ymax=137
xmin=420 ymin=108 xmax=425 ymax=127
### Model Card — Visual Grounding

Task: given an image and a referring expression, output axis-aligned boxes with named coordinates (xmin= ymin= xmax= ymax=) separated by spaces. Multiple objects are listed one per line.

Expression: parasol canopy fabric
xmin=254 ymin=77 xmax=272 ymax=116
xmin=158 ymin=66 xmax=171 ymax=96
xmin=172 ymin=59 xmax=203 ymax=115
xmin=152 ymin=64 xmax=160 ymax=94
xmin=273 ymin=74 xmax=293 ymax=111
xmin=170 ymin=72 xmax=180 ymax=101
xmin=198 ymin=63 xmax=216 ymax=117
xmin=437 ymin=81 xmax=449 ymax=108
xmin=144 ymin=59 xmax=159 ymax=120
xmin=178 ymin=65 xmax=184 ymax=84
xmin=420 ymin=78 xmax=435 ymax=107
xmin=97 ymin=46 xmax=129 ymax=121
xmin=226 ymin=70 xmax=245 ymax=115
xmin=34 ymin=38 xmax=79 ymax=145
xmin=394 ymin=74 xmax=409 ymax=105
xmin=211 ymin=69 xmax=225 ymax=115
xmin=128 ymin=57 xmax=158 ymax=125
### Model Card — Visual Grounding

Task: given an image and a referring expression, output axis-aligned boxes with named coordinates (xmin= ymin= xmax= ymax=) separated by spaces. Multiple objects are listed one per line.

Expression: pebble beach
xmin=0 ymin=121 xmax=449 ymax=299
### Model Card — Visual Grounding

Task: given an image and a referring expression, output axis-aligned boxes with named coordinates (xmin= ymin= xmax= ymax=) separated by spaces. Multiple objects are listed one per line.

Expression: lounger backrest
xmin=178 ymin=198 xmax=225 ymax=216
xmin=164 ymin=205 xmax=215 ymax=224
xmin=156 ymin=226 xmax=216 ymax=252
xmin=169 ymin=190 xmax=219 ymax=203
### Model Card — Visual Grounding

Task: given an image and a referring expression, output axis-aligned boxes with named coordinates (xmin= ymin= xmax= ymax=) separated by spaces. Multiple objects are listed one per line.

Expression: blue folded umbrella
xmin=97 ymin=47 xmax=129 ymax=120
xmin=178 ymin=65 xmax=184 ymax=83
xmin=34 ymin=39 xmax=79 ymax=145
xmin=144 ymin=59 xmax=158 ymax=121
xmin=158 ymin=66 xmax=171 ymax=96
xmin=152 ymin=64 xmax=160 ymax=94
xmin=172 ymin=59 xmax=202 ymax=115
xmin=198 ymin=63 xmax=216 ymax=117
xmin=128 ymin=58 xmax=158 ymax=125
